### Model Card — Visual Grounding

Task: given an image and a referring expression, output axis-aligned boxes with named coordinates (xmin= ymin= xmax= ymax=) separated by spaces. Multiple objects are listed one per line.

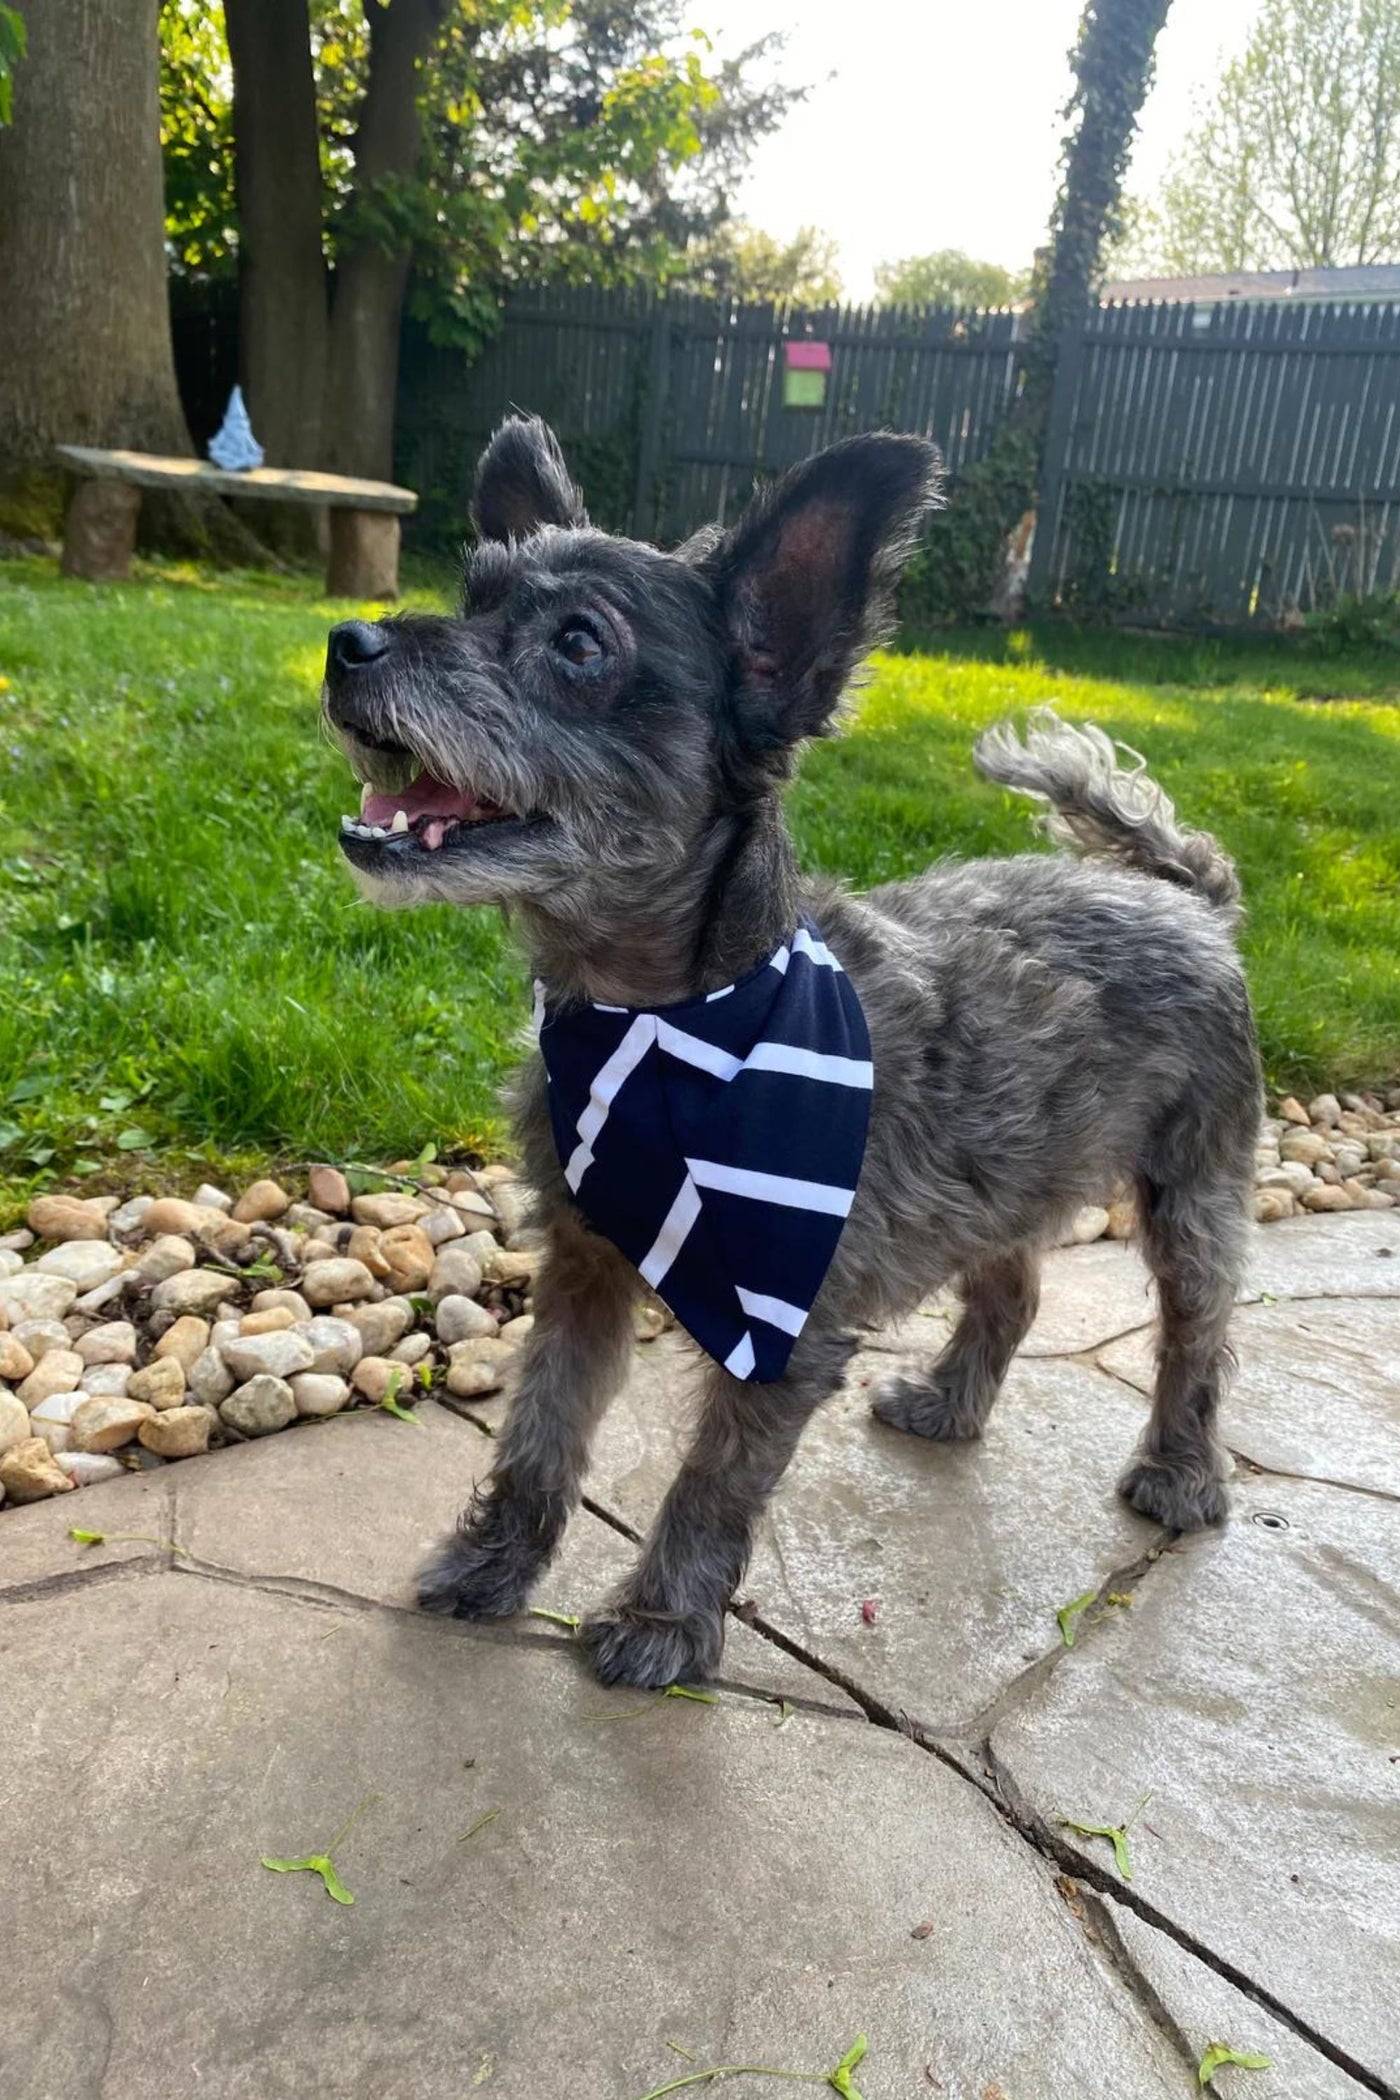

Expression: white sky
xmin=696 ymin=0 xmax=1262 ymax=296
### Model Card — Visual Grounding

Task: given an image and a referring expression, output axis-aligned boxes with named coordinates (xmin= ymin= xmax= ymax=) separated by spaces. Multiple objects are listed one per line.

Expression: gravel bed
xmin=2 ymin=1086 xmax=1396 ymax=1509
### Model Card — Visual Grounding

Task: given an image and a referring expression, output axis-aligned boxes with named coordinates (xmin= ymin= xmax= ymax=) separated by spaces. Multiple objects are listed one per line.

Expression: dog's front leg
xmin=418 ymin=1210 xmax=639 ymax=1620
xmin=580 ymin=1326 xmax=853 ymax=1688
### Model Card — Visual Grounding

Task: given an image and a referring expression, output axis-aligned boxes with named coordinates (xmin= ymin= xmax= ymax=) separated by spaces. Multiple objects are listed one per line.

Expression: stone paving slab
xmin=1102 ymin=1900 xmax=1378 ymax=2099
xmin=990 ymin=1471 xmax=1400 ymax=2089
xmin=851 ymin=1217 xmax=1400 ymax=1378
xmin=0 ymin=1571 xmax=1231 ymax=2100
xmin=167 ymin=1396 xmax=849 ymax=1710
xmin=1244 ymin=1213 xmax=1400 ymax=1302
xmin=0 ymin=1463 xmax=175 ymax=1595
xmin=562 ymin=1341 xmax=1163 ymax=1734
xmin=1099 ymin=1298 xmax=1400 ymax=1501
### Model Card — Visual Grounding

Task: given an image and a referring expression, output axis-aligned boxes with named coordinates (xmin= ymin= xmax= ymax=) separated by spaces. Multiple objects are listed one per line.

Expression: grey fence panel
xmin=1031 ymin=299 xmax=1400 ymax=622
xmin=396 ymin=287 xmax=1027 ymax=549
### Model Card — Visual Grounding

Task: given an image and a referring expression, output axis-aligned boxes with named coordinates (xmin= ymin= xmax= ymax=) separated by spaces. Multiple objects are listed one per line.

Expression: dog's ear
xmin=706 ymin=434 xmax=941 ymax=743
xmin=472 ymin=416 xmax=589 ymax=542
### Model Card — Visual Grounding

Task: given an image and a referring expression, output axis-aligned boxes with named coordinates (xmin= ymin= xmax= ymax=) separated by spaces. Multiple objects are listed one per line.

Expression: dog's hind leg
xmin=870 ymin=1246 xmax=1040 ymax=1441
xmin=580 ymin=1325 xmax=855 ymax=1688
xmin=417 ymin=1211 xmax=638 ymax=1620
xmin=1117 ymin=1164 xmax=1248 ymax=1531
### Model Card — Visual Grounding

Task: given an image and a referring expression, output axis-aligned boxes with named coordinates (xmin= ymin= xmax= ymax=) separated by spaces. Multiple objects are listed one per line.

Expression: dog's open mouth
xmin=336 ymin=738 xmax=543 ymax=857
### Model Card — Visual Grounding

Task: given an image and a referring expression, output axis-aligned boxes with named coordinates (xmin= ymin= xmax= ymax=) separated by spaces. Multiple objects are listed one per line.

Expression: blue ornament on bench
xmin=208 ymin=386 xmax=265 ymax=472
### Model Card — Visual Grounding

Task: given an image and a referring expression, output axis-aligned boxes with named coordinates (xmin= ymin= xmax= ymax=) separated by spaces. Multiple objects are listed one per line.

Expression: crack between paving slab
xmin=0 ymin=1554 xmax=169 ymax=1608
xmin=984 ymin=1741 xmax=1398 ymax=2100
xmin=1052 ymin=1876 xmax=1205 ymax=2089
xmin=437 ymin=1385 xmax=1400 ymax=2093
xmin=164 ymin=1552 xmax=855 ymax=1718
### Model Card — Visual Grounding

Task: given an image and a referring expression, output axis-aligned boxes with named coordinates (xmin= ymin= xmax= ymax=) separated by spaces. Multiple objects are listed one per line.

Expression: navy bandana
xmin=536 ymin=918 xmax=872 ymax=1382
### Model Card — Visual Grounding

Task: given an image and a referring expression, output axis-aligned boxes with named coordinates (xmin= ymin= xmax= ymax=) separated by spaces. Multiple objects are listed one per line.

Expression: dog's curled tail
xmin=974 ymin=707 xmax=1242 ymax=926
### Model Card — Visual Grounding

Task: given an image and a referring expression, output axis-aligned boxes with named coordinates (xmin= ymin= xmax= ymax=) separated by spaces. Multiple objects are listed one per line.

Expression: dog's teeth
xmin=390 ymin=809 xmax=409 ymax=835
xmin=340 ymin=815 xmax=355 ymax=830
xmin=360 ymin=785 xmax=372 ymax=814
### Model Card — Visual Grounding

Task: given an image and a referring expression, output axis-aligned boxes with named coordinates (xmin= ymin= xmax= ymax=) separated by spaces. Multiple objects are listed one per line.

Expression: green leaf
xmin=663 ymin=1684 xmax=717 ymax=1704
xmin=1056 ymin=1589 xmax=1097 ymax=1647
xmin=69 ymin=1527 xmax=105 ymax=1545
xmin=378 ymin=1365 xmax=424 ymax=1426
xmin=260 ymin=1851 xmax=355 ymax=1905
xmin=261 ymin=1794 xmax=377 ymax=1905
xmin=527 ymin=1606 xmax=581 ymax=1630
xmin=774 ymin=1700 xmax=795 ymax=1730
xmin=1198 ymin=2042 xmax=1272 ymax=2084
xmin=1058 ymin=1816 xmax=1134 ymax=1880
xmin=828 ymin=2034 xmax=868 ymax=2097
xmin=116 ymin=1127 xmax=154 ymax=1151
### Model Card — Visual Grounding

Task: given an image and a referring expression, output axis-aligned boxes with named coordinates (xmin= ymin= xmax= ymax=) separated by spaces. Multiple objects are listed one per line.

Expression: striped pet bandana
xmin=537 ymin=919 xmax=872 ymax=1382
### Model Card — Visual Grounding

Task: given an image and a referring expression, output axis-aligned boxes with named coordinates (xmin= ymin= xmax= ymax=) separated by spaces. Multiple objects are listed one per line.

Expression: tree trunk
xmin=0 ymin=0 xmax=189 ymax=534
xmin=0 ymin=0 xmax=266 ymax=560
xmin=921 ymin=0 xmax=1172 ymax=622
xmin=323 ymin=0 xmax=447 ymax=483
xmin=224 ymin=0 xmax=328 ymax=474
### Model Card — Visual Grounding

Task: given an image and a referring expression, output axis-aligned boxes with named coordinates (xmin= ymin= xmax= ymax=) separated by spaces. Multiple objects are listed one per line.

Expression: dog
xmin=322 ymin=416 xmax=1261 ymax=1689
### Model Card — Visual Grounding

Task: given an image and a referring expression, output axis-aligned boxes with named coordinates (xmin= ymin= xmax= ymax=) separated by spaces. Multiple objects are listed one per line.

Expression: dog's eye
xmin=552 ymin=619 xmax=605 ymax=669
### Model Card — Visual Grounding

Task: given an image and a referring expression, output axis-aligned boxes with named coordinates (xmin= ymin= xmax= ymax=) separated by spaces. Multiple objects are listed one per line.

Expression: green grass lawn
xmin=0 ymin=557 xmax=1397 ymax=1214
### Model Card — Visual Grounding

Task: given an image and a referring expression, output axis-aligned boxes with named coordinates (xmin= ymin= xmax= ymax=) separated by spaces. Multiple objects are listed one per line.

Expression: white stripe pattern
xmin=744 ymin=1042 xmax=872 ymax=1088
xmin=736 ymin=1287 xmax=808 ymax=1337
xmin=639 ymin=1176 xmax=703 ymax=1287
xmin=725 ymin=1332 xmax=757 ymax=1379
xmin=685 ymin=1157 xmax=855 ymax=1217
xmin=564 ymin=1013 xmax=656 ymax=1192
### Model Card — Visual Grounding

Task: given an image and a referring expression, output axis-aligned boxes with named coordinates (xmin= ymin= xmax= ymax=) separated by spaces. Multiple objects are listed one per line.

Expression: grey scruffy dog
xmin=322 ymin=416 xmax=1260 ymax=1689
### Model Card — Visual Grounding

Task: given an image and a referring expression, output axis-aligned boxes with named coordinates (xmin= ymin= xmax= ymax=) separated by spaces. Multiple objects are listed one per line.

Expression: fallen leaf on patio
xmin=1198 ymin=2042 xmax=1272 ymax=2084
xmin=260 ymin=1849 xmax=356 ymax=1904
xmin=910 ymin=1920 xmax=935 ymax=1940
xmin=261 ymin=1793 xmax=379 ymax=1905
xmin=630 ymin=2031 xmax=868 ymax=2097
xmin=1055 ymin=1588 xmax=1097 ymax=1647
xmin=773 ymin=1700 xmax=796 ymax=1730
xmin=1058 ymin=1790 xmax=1153 ymax=1881
xmin=69 ymin=1525 xmax=187 ymax=1555
xmin=528 ymin=1606 xmax=582 ymax=1630
xmin=860 ymin=1598 xmax=878 ymax=1625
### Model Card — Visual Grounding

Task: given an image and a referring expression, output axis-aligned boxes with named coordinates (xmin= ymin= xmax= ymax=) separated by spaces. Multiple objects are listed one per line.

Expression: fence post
xmin=631 ymin=294 xmax=670 ymax=539
xmin=1026 ymin=308 xmax=1088 ymax=610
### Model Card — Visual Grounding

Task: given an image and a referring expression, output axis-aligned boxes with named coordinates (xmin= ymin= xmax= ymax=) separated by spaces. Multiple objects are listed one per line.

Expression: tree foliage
xmin=679 ymin=219 xmax=842 ymax=305
xmin=873 ymin=249 xmax=1028 ymax=310
xmin=160 ymin=0 xmax=799 ymax=345
xmin=0 ymin=4 xmax=26 ymax=126
xmin=1118 ymin=0 xmax=1400 ymax=273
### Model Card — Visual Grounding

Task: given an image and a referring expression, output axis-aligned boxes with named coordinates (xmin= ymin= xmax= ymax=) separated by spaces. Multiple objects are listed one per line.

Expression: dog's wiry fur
xmin=322 ymin=417 xmax=1261 ymax=1688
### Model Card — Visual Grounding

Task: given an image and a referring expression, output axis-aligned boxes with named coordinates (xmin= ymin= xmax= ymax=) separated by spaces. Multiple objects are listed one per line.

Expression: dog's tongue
xmin=361 ymin=769 xmax=478 ymax=828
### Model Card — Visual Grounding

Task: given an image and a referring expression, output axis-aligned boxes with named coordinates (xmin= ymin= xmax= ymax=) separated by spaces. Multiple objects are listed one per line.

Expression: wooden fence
xmin=394 ymin=284 xmax=1026 ymax=548
xmin=171 ymin=280 xmax=1400 ymax=627
xmin=1027 ymin=299 xmax=1400 ymax=623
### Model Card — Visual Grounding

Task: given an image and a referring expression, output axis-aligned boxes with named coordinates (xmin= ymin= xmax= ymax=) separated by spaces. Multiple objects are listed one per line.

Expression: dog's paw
xmin=578 ymin=1605 xmax=724 ymax=1690
xmin=870 ymin=1370 xmax=987 ymax=1442
xmin=416 ymin=1528 xmax=538 ymax=1620
xmin=1118 ymin=1457 xmax=1230 ymax=1532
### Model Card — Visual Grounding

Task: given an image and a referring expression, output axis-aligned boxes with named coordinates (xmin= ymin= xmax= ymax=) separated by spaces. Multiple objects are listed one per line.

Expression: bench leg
xmin=60 ymin=480 xmax=140 ymax=582
xmin=326 ymin=510 xmax=400 ymax=600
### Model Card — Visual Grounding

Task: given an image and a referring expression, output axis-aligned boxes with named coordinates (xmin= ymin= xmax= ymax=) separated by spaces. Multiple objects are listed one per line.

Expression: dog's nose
xmin=326 ymin=620 xmax=391 ymax=678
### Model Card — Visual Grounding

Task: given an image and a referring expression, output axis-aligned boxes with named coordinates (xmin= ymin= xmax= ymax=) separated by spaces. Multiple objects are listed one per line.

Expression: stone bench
xmin=54 ymin=445 xmax=419 ymax=600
